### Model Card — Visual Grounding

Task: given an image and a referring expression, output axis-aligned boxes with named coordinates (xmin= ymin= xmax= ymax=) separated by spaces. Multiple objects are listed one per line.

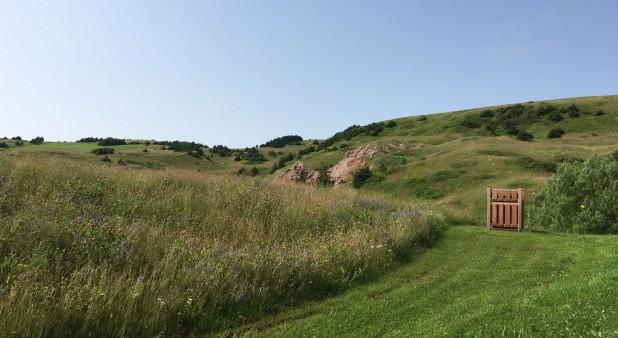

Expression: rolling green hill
xmin=3 ymin=95 xmax=617 ymax=228
xmin=1 ymin=94 xmax=617 ymax=336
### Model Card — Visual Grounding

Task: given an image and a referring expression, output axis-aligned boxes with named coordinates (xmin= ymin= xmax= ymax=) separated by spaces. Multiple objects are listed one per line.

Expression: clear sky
xmin=1 ymin=1 xmax=617 ymax=148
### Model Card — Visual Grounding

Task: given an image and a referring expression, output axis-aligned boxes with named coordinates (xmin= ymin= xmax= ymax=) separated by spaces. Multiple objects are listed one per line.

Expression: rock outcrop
xmin=277 ymin=162 xmax=319 ymax=184
xmin=329 ymin=144 xmax=382 ymax=185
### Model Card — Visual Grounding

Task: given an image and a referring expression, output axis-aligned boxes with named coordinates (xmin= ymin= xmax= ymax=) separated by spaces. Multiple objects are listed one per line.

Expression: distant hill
xmin=2 ymin=94 xmax=616 ymax=225
xmin=275 ymin=94 xmax=618 ymax=225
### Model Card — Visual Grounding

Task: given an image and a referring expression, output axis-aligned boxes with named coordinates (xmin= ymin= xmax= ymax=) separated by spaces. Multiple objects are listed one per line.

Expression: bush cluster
xmin=91 ymin=147 xmax=115 ymax=155
xmin=317 ymin=121 xmax=397 ymax=151
xmin=260 ymin=135 xmax=303 ymax=148
xmin=234 ymin=148 xmax=266 ymax=163
xmin=30 ymin=136 xmax=44 ymax=145
xmin=531 ymin=150 xmax=618 ymax=233
xmin=98 ymin=137 xmax=126 ymax=146
xmin=547 ymin=127 xmax=565 ymax=139
xmin=460 ymin=103 xmax=581 ymax=140
xmin=210 ymin=145 xmax=232 ymax=157
xmin=77 ymin=137 xmax=103 ymax=143
xmin=269 ymin=153 xmax=296 ymax=173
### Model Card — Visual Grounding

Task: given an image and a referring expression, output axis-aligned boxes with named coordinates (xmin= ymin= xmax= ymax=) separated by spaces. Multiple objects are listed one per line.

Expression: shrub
xmin=460 ymin=116 xmax=482 ymax=128
xmin=512 ymin=156 xmax=556 ymax=172
xmin=547 ymin=127 xmax=565 ymax=139
xmin=479 ymin=110 xmax=494 ymax=118
xmin=210 ymin=145 xmax=232 ymax=157
xmin=260 ymin=135 xmax=303 ymax=148
xmin=30 ymin=136 xmax=44 ymax=145
xmin=566 ymin=104 xmax=580 ymax=117
xmin=352 ymin=166 xmax=373 ymax=188
xmin=516 ymin=131 xmax=534 ymax=141
xmin=98 ymin=137 xmax=126 ymax=146
xmin=548 ymin=112 xmax=563 ymax=122
xmin=154 ymin=140 xmax=204 ymax=153
xmin=0 ymin=142 xmax=8 ymax=148
xmin=77 ymin=137 xmax=102 ymax=143
xmin=298 ymin=146 xmax=316 ymax=157
xmin=91 ymin=148 xmax=115 ymax=155
xmin=530 ymin=151 xmax=618 ymax=233
xmin=316 ymin=162 xmax=334 ymax=186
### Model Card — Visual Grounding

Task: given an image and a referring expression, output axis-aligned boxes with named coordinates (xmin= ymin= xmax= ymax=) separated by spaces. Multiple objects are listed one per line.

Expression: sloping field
xmin=235 ymin=226 xmax=618 ymax=337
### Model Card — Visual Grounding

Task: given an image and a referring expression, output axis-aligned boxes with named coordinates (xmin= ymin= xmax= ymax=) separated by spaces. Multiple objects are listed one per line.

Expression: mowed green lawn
xmin=232 ymin=226 xmax=618 ymax=337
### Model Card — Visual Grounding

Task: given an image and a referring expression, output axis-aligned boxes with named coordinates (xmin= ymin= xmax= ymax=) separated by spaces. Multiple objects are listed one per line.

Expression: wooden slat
xmin=511 ymin=204 xmax=518 ymax=226
xmin=487 ymin=191 xmax=490 ymax=227
xmin=498 ymin=204 xmax=504 ymax=225
xmin=492 ymin=204 xmax=497 ymax=225
xmin=505 ymin=204 xmax=511 ymax=226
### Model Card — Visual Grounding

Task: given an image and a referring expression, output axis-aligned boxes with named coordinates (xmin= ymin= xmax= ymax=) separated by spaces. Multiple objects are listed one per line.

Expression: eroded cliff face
xmin=276 ymin=142 xmax=419 ymax=186
xmin=277 ymin=161 xmax=319 ymax=183
xmin=328 ymin=145 xmax=382 ymax=185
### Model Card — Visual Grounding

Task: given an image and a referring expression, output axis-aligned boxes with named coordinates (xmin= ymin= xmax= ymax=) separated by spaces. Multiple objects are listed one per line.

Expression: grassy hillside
xmin=3 ymin=96 xmax=616 ymax=203
xmin=233 ymin=226 xmax=618 ymax=337
xmin=292 ymin=95 xmax=618 ymax=226
xmin=0 ymin=153 xmax=438 ymax=336
xmin=1 ymin=94 xmax=616 ymax=335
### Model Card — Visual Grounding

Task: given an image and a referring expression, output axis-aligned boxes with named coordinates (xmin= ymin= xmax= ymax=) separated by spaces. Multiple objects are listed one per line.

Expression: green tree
xmin=316 ymin=162 xmax=334 ymax=186
xmin=30 ymin=136 xmax=44 ymax=145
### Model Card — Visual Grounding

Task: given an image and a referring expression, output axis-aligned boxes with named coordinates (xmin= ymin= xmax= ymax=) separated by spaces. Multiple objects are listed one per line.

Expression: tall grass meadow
xmin=0 ymin=153 xmax=439 ymax=336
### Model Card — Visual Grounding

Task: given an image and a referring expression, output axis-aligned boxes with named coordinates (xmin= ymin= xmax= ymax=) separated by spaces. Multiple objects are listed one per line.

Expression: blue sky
xmin=1 ymin=1 xmax=617 ymax=148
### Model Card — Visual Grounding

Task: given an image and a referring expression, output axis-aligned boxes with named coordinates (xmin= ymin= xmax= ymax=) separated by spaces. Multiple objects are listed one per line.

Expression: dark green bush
xmin=98 ymin=137 xmax=126 ymax=146
xmin=460 ymin=116 xmax=482 ymax=128
xmin=531 ymin=151 xmax=618 ymax=233
xmin=516 ymin=131 xmax=534 ymax=141
xmin=512 ymin=156 xmax=556 ymax=172
xmin=30 ymin=136 xmax=44 ymax=145
xmin=260 ymin=135 xmax=303 ymax=148
xmin=547 ymin=127 xmax=565 ymax=139
xmin=0 ymin=142 xmax=8 ymax=149
xmin=91 ymin=148 xmax=115 ymax=155
xmin=352 ymin=166 xmax=373 ymax=188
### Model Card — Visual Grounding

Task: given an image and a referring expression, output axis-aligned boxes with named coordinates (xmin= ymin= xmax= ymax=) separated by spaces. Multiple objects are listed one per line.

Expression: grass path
xmin=231 ymin=226 xmax=618 ymax=337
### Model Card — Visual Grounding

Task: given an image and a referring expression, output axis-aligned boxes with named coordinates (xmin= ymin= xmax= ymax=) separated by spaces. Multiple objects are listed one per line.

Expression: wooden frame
xmin=487 ymin=186 xmax=524 ymax=231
